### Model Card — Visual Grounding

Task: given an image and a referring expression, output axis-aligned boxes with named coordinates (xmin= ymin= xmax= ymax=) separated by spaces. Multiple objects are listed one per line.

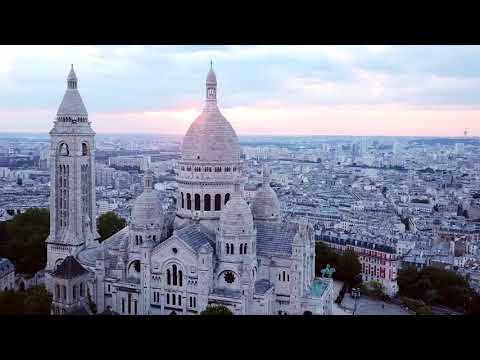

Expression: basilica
xmin=44 ymin=64 xmax=333 ymax=315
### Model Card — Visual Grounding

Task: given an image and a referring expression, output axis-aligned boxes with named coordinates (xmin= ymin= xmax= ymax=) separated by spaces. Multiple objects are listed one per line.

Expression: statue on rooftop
xmin=321 ymin=264 xmax=336 ymax=278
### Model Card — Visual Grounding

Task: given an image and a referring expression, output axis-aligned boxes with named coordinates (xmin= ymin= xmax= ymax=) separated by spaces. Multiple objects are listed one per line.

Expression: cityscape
xmin=1 ymin=45 xmax=480 ymax=316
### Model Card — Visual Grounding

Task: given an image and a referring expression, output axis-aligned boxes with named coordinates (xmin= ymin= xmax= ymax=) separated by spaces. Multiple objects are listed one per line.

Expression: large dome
xmin=180 ymin=66 xmax=241 ymax=162
xmin=220 ymin=193 xmax=254 ymax=235
xmin=251 ymin=165 xmax=280 ymax=221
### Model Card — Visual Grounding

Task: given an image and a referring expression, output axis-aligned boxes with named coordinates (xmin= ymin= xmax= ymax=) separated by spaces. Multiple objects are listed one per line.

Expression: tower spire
xmin=206 ymin=63 xmax=217 ymax=105
xmin=67 ymin=64 xmax=78 ymax=90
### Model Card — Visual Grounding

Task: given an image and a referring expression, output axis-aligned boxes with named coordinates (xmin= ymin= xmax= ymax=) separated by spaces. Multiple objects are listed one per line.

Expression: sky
xmin=1 ymin=45 xmax=480 ymax=137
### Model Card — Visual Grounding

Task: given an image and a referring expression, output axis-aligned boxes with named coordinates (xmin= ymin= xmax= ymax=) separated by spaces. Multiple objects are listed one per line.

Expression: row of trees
xmin=0 ymin=209 xmax=127 ymax=275
xmin=397 ymin=266 xmax=473 ymax=312
xmin=0 ymin=286 xmax=52 ymax=314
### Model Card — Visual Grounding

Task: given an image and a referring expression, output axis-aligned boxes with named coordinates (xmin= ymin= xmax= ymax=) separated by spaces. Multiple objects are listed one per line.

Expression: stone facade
xmin=46 ymin=65 xmax=333 ymax=315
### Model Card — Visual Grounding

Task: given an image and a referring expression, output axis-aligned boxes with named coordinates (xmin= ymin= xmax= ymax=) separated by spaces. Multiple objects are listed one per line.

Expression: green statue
xmin=321 ymin=264 xmax=336 ymax=278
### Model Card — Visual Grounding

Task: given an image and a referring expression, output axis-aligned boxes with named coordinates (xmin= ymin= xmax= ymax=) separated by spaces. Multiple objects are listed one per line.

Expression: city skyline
xmin=1 ymin=45 xmax=480 ymax=136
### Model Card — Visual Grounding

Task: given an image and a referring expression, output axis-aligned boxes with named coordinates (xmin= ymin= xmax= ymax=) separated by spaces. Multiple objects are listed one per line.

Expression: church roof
xmin=211 ymin=287 xmax=242 ymax=299
xmin=56 ymin=65 xmax=88 ymax=117
xmin=175 ymin=224 xmax=215 ymax=252
xmin=255 ymin=222 xmax=298 ymax=257
xmin=52 ymin=256 xmax=88 ymax=279
xmin=255 ymin=279 xmax=273 ymax=295
xmin=180 ymin=66 xmax=240 ymax=163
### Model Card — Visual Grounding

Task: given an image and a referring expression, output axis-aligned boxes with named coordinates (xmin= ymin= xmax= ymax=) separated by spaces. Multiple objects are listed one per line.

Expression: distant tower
xmin=46 ymin=65 xmax=99 ymax=274
xmin=464 ymin=129 xmax=468 ymax=137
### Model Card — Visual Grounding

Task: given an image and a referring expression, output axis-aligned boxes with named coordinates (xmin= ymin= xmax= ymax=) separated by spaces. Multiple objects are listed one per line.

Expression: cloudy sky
xmin=1 ymin=45 xmax=479 ymax=136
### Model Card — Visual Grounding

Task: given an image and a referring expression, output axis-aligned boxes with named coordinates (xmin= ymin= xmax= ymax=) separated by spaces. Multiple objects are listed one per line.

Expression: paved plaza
xmin=341 ymin=293 xmax=411 ymax=315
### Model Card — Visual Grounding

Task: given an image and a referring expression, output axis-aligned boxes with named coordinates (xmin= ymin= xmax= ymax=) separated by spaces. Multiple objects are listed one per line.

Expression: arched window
xmin=230 ymin=243 xmax=234 ymax=255
xmin=214 ymin=194 xmax=221 ymax=211
xmin=204 ymin=194 xmax=211 ymax=211
xmin=172 ymin=264 xmax=178 ymax=286
xmin=240 ymin=244 xmax=243 ymax=254
xmin=194 ymin=194 xmax=200 ymax=211
xmin=167 ymin=269 xmax=171 ymax=285
xmin=282 ymin=271 xmax=286 ymax=282
xmin=166 ymin=293 xmax=170 ymax=304
xmin=172 ymin=294 xmax=176 ymax=305
xmin=181 ymin=192 xmax=184 ymax=209
xmin=178 ymin=295 xmax=181 ymax=306
xmin=73 ymin=285 xmax=77 ymax=300
xmin=179 ymin=270 xmax=183 ymax=287
xmin=224 ymin=193 xmax=230 ymax=205
xmin=187 ymin=194 xmax=192 ymax=210
xmin=62 ymin=285 xmax=67 ymax=300
xmin=81 ymin=143 xmax=88 ymax=156
xmin=80 ymin=283 xmax=84 ymax=297
xmin=226 ymin=243 xmax=230 ymax=254
xmin=59 ymin=143 xmax=69 ymax=156
xmin=244 ymin=243 xmax=247 ymax=254
xmin=278 ymin=273 xmax=281 ymax=281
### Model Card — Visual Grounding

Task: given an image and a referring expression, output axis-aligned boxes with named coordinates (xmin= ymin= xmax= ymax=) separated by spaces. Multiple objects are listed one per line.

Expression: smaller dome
xmin=220 ymin=193 xmax=254 ymax=235
xmin=131 ymin=191 xmax=163 ymax=227
xmin=252 ymin=165 xmax=280 ymax=221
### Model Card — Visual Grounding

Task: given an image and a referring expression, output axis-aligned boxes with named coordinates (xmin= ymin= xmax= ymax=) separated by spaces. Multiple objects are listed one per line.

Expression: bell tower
xmin=46 ymin=65 xmax=99 ymax=273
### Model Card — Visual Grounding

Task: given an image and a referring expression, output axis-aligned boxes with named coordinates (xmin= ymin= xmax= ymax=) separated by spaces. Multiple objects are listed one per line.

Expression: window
xmin=59 ymin=143 xmax=69 ymax=156
xmin=134 ymin=300 xmax=137 ymax=315
xmin=167 ymin=293 xmax=170 ymax=304
xmin=179 ymin=270 xmax=183 ymax=287
xmin=181 ymin=192 xmax=184 ymax=208
xmin=224 ymin=193 xmax=230 ymax=205
xmin=172 ymin=264 xmax=178 ymax=286
xmin=81 ymin=143 xmax=88 ymax=156
xmin=224 ymin=271 xmax=235 ymax=284
xmin=122 ymin=298 xmax=125 ymax=313
xmin=178 ymin=295 xmax=181 ymax=306
xmin=55 ymin=284 xmax=60 ymax=300
xmin=230 ymin=243 xmax=234 ymax=254
xmin=240 ymin=243 xmax=243 ymax=254
xmin=226 ymin=243 xmax=230 ymax=254
xmin=204 ymin=194 xmax=211 ymax=211
xmin=172 ymin=294 xmax=176 ymax=305
xmin=72 ymin=285 xmax=77 ymax=300
xmin=128 ymin=294 xmax=132 ymax=314
xmin=194 ymin=194 xmax=200 ymax=211
xmin=214 ymin=194 xmax=221 ymax=211
xmin=62 ymin=285 xmax=67 ymax=300
xmin=107 ymin=284 xmax=110 ymax=293
xmin=187 ymin=194 xmax=191 ymax=210
xmin=167 ymin=269 xmax=171 ymax=285
xmin=194 ymin=297 xmax=196 ymax=308
xmin=244 ymin=243 xmax=247 ymax=254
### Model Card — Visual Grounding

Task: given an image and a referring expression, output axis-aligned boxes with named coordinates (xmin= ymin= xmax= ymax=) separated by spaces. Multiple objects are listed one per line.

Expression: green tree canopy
xmin=97 ymin=212 xmax=127 ymax=242
xmin=398 ymin=266 xmax=472 ymax=310
xmin=0 ymin=208 xmax=49 ymax=274
xmin=0 ymin=286 xmax=52 ymax=315
xmin=200 ymin=305 xmax=233 ymax=315
xmin=315 ymin=242 xmax=361 ymax=287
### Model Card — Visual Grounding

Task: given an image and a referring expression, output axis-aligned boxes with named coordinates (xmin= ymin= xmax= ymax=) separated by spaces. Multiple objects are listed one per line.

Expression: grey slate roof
xmin=57 ymin=89 xmax=88 ymax=117
xmin=175 ymin=224 xmax=215 ymax=252
xmin=255 ymin=222 xmax=298 ymax=257
xmin=52 ymin=256 xmax=88 ymax=279
xmin=255 ymin=279 xmax=273 ymax=295
xmin=211 ymin=287 xmax=242 ymax=299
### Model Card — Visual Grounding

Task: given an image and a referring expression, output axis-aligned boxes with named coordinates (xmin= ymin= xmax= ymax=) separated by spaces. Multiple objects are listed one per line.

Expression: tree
xmin=1 ymin=208 xmax=49 ymax=274
xmin=200 ymin=305 xmax=233 ymax=315
xmin=0 ymin=286 xmax=52 ymax=314
xmin=96 ymin=212 xmax=126 ymax=242
xmin=337 ymin=249 xmax=361 ymax=287
xmin=23 ymin=286 xmax=52 ymax=314
xmin=315 ymin=242 xmax=340 ymax=277
xmin=467 ymin=296 xmax=480 ymax=315
xmin=369 ymin=280 xmax=385 ymax=299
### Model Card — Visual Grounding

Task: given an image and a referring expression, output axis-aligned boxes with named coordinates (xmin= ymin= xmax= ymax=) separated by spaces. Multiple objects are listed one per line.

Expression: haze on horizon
xmin=1 ymin=45 xmax=479 ymax=137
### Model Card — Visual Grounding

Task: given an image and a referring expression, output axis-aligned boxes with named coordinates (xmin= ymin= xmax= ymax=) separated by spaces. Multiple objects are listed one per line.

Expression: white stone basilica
xmin=44 ymin=64 xmax=333 ymax=315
